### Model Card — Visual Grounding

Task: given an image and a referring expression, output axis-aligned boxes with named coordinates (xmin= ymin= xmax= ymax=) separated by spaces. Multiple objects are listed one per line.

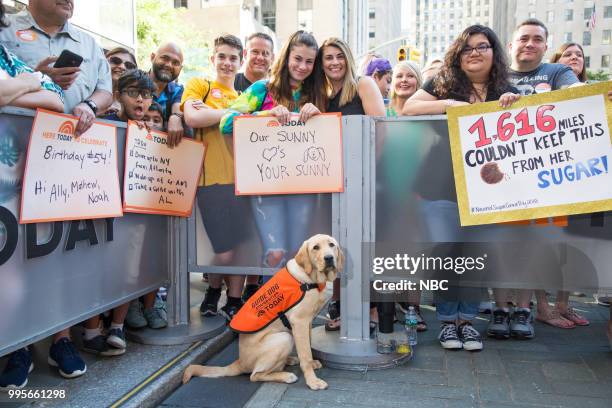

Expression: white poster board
xmin=447 ymin=82 xmax=612 ymax=226
xmin=233 ymin=113 xmax=344 ymax=195
xmin=123 ymin=122 xmax=204 ymax=216
xmin=20 ymin=109 xmax=122 ymax=223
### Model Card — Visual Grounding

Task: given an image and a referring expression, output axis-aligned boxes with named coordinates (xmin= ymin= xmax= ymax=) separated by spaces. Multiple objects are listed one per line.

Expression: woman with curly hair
xmin=403 ymin=25 xmax=518 ymax=115
xmin=403 ymin=25 xmax=519 ymax=352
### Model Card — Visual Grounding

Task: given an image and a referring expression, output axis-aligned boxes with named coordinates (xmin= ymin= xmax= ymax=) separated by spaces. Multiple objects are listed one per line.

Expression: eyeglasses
xmin=121 ymin=89 xmax=153 ymax=99
xmin=109 ymin=56 xmax=137 ymax=70
xmin=461 ymin=44 xmax=493 ymax=56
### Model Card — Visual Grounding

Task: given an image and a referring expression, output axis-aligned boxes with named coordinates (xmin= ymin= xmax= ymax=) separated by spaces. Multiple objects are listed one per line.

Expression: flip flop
xmin=536 ymin=309 xmax=575 ymax=329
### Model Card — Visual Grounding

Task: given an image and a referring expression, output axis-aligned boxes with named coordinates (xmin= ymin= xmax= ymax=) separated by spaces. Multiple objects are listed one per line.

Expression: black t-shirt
xmin=327 ymin=89 xmax=365 ymax=115
xmin=416 ymin=78 xmax=517 ymax=202
xmin=421 ymin=77 xmax=517 ymax=102
xmin=234 ymin=73 xmax=253 ymax=94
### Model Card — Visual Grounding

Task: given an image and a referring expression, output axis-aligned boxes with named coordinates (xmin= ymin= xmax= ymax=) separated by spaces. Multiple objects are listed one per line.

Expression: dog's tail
xmin=182 ymin=360 xmax=243 ymax=383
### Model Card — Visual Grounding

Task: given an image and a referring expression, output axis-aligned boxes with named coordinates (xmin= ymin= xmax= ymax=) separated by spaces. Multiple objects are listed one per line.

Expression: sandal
xmin=536 ymin=309 xmax=575 ymax=329
xmin=325 ymin=300 xmax=341 ymax=331
xmin=559 ymin=307 xmax=589 ymax=326
xmin=415 ymin=307 xmax=428 ymax=332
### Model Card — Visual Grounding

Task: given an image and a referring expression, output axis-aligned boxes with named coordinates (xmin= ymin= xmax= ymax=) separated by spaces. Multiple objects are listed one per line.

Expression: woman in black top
xmin=317 ymin=38 xmax=385 ymax=331
xmin=319 ymin=37 xmax=385 ymax=116
xmin=403 ymin=25 xmax=519 ymax=352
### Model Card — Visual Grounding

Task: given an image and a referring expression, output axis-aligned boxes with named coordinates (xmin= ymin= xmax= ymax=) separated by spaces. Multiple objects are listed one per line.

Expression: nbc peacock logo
xmin=266 ymin=120 xmax=280 ymax=127
xmin=58 ymin=120 xmax=75 ymax=136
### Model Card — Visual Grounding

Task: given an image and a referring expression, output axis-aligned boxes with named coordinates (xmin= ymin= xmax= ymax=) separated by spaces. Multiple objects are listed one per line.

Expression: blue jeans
xmin=418 ymin=199 xmax=485 ymax=322
xmin=251 ymin=194 xmax=315 ymax=267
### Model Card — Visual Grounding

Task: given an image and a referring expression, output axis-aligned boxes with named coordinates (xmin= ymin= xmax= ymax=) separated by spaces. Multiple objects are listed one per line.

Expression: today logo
xmin=58 ymin=121 xmax=75 ymax=136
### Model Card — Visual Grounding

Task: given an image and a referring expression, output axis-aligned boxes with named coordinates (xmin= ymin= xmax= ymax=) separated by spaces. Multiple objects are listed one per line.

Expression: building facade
xmin=514 ymin=0 xmax=612 ymax=73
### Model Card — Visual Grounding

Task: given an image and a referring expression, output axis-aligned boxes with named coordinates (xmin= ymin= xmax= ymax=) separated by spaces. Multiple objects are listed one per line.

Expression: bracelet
xmin=171 ymin=112 xmax=184 ymax=120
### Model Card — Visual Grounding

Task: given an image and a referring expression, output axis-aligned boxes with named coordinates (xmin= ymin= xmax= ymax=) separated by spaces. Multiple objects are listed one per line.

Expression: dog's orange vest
xmin=230 ymin=267 xmax=326 ymax=334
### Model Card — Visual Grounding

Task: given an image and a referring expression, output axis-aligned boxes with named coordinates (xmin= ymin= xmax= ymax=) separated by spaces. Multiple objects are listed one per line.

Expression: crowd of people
xmin=1 ymin=0 xmax=611 ymax=392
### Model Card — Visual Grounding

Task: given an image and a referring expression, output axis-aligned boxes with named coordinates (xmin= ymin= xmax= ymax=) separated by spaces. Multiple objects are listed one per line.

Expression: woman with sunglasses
xmin=403 ymin=25 xmax=519 ymax=352
xmin=100 ymin=47 xmax=137 ymax=117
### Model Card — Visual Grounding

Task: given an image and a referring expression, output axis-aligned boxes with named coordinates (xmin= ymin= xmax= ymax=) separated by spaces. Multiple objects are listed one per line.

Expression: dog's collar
xmin=299 ymin=282 xmax=326 ymax=292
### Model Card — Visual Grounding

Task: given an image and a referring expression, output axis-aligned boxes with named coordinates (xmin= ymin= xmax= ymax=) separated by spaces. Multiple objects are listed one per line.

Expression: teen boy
xmin=181 ymin=34 xmax=248 ymax=320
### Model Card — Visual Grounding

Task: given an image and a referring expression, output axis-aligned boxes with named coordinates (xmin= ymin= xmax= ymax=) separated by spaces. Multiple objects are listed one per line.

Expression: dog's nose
xmin=324 ymin=255 xmax=334 ymax=266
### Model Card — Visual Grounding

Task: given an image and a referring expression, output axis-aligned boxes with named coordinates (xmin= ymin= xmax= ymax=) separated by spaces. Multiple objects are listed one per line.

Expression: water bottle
xmin=405 ymin=306 xmax=418 ymax=346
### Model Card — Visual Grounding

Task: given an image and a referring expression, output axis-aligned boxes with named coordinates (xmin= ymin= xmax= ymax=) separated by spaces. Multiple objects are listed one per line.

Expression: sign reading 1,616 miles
xmin=447 ymin=82 xmax=612 ymax=226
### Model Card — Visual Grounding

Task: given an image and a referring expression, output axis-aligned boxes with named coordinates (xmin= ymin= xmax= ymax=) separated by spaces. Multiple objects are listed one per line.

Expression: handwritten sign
xmin=233 ymin=113 xmax=343 ymax=195
xmin=447 ymin=81 xmax=612 ymax=226
xmin=123 ymin=122 xmax=204 ymax=216
xmin=20 ymin=109 xmax=122 ymax=223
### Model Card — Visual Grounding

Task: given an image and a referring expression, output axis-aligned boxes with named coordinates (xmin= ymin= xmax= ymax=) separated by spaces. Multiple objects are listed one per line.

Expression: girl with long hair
xmin=551 ymin=43 xmax=587 ymax=82
xmin=220 ymin=30 xmax=325 ymax=274
xmin=404 ymin=25 xmax=519 ymax=351
xmin=316 ymin=37 xmax=385 ymax=331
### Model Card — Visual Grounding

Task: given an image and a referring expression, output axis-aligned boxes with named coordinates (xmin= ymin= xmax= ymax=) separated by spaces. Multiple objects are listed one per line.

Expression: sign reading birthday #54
xmin=447 ymin=81 xmax=612 ymax=226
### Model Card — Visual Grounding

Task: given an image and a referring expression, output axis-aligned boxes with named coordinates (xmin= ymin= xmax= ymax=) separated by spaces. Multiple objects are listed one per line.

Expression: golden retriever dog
xmin=182 ymin=234 xmax=343 ymax=390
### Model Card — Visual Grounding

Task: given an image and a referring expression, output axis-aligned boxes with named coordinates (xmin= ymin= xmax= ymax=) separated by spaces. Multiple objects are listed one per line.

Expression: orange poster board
xmin=123 ymin=122 xmax=205 ymax=216
xmin=20 ymin=109 xmax=122 ymax=224
xmin=233 ymin=113 xmax=344 ymax=195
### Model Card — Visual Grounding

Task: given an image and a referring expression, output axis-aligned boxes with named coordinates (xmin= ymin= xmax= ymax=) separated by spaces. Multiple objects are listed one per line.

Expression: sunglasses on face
xmin=109 ymin=56 xmax=137 ymax=70
xmin=121 ymin=88 xmax=153 ymax=99
xmin=461 ymin=44 xmax=493 ymax=56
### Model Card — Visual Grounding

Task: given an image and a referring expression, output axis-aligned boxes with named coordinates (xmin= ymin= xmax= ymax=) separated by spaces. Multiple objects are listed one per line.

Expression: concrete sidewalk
xmin=242 ymin=300 xmax=611 ymax=408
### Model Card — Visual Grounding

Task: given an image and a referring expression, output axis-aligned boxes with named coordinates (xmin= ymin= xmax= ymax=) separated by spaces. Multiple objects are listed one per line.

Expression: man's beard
xmin=152 ymin=64 xmax=177 ymax=82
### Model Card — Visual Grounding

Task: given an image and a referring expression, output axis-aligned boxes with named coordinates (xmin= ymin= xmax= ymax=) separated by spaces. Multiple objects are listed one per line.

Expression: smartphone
xmin=53 ymin=50 xmax=83 ymax=68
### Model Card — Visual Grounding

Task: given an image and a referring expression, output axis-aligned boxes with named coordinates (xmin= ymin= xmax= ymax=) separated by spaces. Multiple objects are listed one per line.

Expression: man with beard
xmin=0 ymin=0 xmax=112 ymax=137
xmin=149 ymin=42 xmax=186 ymax=147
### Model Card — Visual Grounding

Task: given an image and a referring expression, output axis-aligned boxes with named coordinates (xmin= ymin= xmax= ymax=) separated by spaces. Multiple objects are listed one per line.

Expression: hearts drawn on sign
xmin=262 ymin=147 xmax=278 ymax=162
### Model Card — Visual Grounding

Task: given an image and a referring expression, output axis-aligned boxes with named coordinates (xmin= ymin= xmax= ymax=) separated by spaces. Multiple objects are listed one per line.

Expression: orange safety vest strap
xmin=229 ymin=268 xmax=325 ymax=334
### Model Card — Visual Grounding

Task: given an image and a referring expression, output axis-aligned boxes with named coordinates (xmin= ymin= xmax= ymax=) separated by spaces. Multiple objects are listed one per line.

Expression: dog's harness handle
xmin=277 ymin=283 xmax=321 ymax=330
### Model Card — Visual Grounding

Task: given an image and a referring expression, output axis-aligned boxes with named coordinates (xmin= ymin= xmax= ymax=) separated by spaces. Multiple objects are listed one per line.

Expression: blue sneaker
xmin=48 ymin=338 xmax=87 ymax=378
xmin=0 ymin=348 xmax=33 ymax=390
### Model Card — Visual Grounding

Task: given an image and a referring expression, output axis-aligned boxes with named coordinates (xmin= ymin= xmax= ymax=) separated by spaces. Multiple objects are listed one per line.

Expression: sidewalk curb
xmin=115 ymin=329 xmax=235 ymax=408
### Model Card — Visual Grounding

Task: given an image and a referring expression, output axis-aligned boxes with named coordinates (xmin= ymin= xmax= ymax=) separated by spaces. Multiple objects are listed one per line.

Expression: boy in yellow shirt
xmin=181 ymin=34 xmax=248 ymax=320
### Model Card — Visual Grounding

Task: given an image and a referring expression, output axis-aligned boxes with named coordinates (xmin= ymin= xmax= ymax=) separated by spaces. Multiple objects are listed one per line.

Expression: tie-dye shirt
xmin=0 ymin=44 xmax=64 ymax=102
xmin=219 ymin=79 xmax=302 ymax=135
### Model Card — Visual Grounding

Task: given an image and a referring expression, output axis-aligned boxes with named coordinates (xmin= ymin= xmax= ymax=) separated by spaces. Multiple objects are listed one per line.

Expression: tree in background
xmin=136 ymin=0 xmax=213 ymax=81
xmin=587 ymin=70 xmax=610 ymax=82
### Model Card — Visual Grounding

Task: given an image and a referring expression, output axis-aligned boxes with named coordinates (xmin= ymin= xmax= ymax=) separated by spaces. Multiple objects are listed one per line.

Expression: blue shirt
xmin=154 ymin=80 xmax=184 ymax=122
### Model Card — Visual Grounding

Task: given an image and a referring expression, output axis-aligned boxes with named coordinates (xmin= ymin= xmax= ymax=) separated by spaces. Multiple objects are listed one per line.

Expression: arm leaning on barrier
xmin=220 ymin=79 xmax=269 ymax=134
xmin=358 ymin=76 xmax=386 ymax=116
xmin=402 ymin=89 xmax=469 ymax=116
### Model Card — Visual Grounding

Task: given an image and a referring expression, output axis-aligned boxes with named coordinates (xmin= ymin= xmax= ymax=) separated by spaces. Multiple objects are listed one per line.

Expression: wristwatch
xmin=83 ymin=99 xmax=98 ymax=115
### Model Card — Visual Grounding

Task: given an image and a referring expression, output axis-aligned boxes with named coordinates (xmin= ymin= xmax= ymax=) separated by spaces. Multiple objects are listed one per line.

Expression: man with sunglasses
xmin=149 ymin=42 xmax=186 ymax=148
xmin=0 ymin=0 xmax=112 ymax=137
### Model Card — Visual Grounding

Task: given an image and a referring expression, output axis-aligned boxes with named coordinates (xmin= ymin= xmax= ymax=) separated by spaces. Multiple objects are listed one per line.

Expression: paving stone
xmin=541 ymin=361 xmax=595 ymax=381
xmin=477 ymin=374 xmax=512 ymax=403
xmin=504 ymin=361 xmax=555 ymax=396
xmin=499 ymin=349 xmax=582 ymax=364
xmin=472 ymin=349 xmax=505 ymax=374
xmin=549 ymin=380 xmax=612 ymax=399
xmin=364 ymin=367 xmax=447 ymax=385
xmin=445 ymin=352 xmax=477 ymax=390
xmin=517 ymin=392 xmax=611 ymax=408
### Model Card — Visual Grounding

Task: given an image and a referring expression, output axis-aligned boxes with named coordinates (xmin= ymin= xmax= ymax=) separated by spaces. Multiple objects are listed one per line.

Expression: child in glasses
xmin=80 ymin=69 xmax=158 ymax=356
xmin=102 ymin=69 xmax=155 ymax=124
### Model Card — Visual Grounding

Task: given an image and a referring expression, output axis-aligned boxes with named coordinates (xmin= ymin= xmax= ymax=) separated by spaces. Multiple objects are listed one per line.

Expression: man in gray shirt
xmin=0 ymin=0 xmax=112 ymax=136
xmin=507 ymin=18 xmax=578 ymax=95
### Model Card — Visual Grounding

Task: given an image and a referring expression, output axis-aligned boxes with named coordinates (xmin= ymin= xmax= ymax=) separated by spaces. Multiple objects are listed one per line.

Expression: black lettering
xmin=0 ymin=206 xmax=18 ymax=265
xmin=26 ymin=221 xmax=63 ymax=259
xmin=65 ymin=220 xmax=98 ymax=251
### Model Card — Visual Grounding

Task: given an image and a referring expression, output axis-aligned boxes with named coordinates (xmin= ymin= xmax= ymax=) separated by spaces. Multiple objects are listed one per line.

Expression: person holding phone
xmin=0 ymin=0 xmax=112 ymax=137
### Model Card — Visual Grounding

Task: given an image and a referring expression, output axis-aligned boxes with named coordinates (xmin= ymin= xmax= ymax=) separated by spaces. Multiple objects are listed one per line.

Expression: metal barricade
xmin=0 ymin=108 xmax=169 ymax=356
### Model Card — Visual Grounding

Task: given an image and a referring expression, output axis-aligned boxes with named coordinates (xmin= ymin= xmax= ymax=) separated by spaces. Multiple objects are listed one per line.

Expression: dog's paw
xmin=285 ymin=356 xmax=300 ymax=366
xmin=311 ymin=360 xmax=322 ymax=370
xmin=284 ymin=373 xmax=299 ymax=384
xmin=306 ymin=377 xmax=328 ymax=390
